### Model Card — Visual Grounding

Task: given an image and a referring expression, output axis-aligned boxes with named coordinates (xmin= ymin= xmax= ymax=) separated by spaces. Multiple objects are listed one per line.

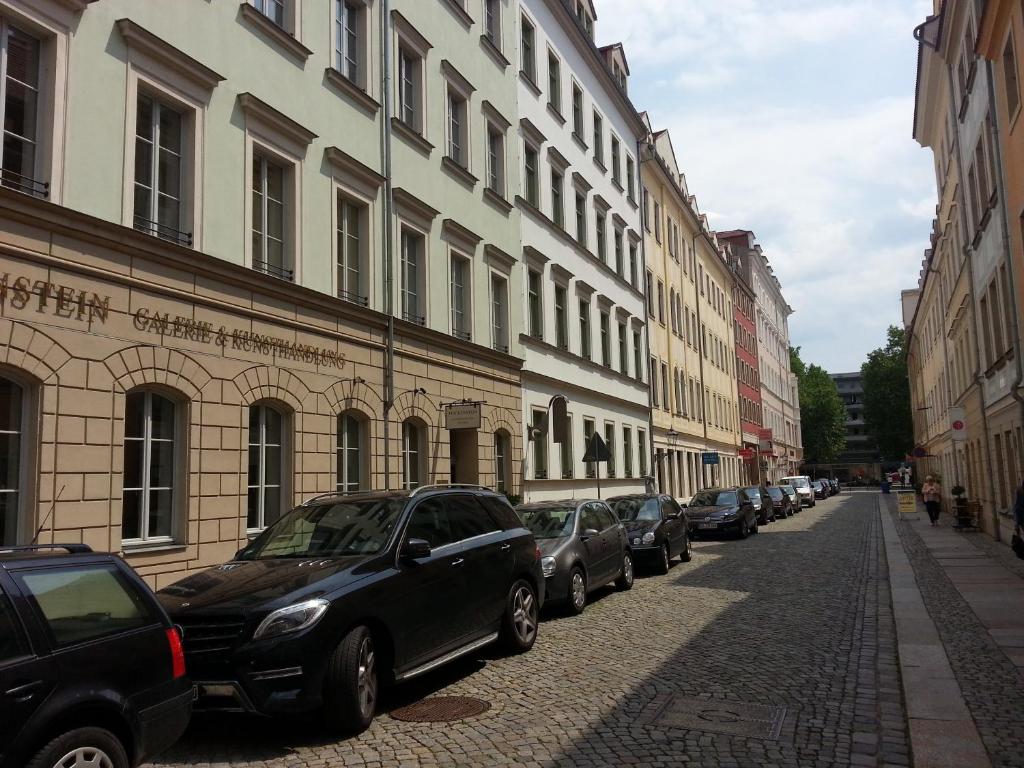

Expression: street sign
xmin=582 ymin=433 xmax=612 ymax=463
xmin=949 ymin=406 xmax=967 ymax=442
xmin=444 ymin=402 xmax=481 ymax=430
xmin=738 ymin=448 xmax=755 ymax=460
xmin=897 ymin=491 xmax=917 ymax=517
xmin=701 ymin=451 xmax=720 ymax=466
xmin=758 ymin=428 xmax=774 ymax=455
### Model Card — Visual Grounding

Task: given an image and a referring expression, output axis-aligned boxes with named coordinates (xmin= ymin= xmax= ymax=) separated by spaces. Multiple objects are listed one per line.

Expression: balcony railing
xmin=134 ymin=216 xmax=193 ymax=247
xmin=453 ymin=329 xmax=472 ymax=342
xmin=1 ymin=169 xmax=48 ymax=199
xmin=402 ymin=312 xmax=426 ymax=326
xmin=253 ymin=259 xmax=294 ymax=281
xmin=337 ymin=288 xmax=368 ymax=307
xmin=493 ymin=342 xmax=509 ymax=353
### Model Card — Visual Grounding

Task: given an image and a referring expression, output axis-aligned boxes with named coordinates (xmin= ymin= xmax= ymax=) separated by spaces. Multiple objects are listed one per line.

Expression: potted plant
xmin=951 ymin=484 xmax=967 ymax=507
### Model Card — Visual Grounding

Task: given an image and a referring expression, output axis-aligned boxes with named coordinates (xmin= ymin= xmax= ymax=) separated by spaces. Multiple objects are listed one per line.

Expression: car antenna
xmin=30 ymin=485 xmax=65 ymax=545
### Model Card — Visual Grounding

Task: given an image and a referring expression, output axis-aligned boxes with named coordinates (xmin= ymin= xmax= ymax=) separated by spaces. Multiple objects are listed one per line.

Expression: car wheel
xmin=680 ymin=532 xmax=692 ymax=562
xmin=750 ymin=516 xmax=759 ymax=535
xmin=324 ymin=625 xmax=378 ymax=734
xmin=27 ymin=727 xmax=129 ymax=768
xmin=615 ymin=552 xmax=634 ymax=590
xmin=655 ymin=543 xmax=670 ymax=574
xmin=567 ymin=567 xmax=587 ymax=614
xmin=502 ymin=579 xmax=539 ymax=652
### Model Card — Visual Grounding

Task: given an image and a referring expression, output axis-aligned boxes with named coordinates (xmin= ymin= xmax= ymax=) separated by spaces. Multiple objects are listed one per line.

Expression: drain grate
xmin=389 ymin=696 xmax=491 ymax=723
xmin=643 ymin=695 xmax=786 ymax=740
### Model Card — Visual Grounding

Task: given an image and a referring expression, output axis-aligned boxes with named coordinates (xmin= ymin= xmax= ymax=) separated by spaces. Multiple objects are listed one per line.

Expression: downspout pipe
xmin=692 ymin=229 xmax=712 ymax=487
xmin=380 ymin=0 xmax=395 ymax=490
xmin=637 ymin=141 xmax=657 ymax=494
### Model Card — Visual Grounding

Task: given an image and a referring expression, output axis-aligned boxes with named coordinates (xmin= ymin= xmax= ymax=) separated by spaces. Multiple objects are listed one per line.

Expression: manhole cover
xmin=390 ymin=696 xmax=491 ymax=723
xmin=643 ymin=695 xmax=786 ymax=740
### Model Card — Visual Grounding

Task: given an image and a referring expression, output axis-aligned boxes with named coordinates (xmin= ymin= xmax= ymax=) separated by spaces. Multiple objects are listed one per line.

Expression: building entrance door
xmin=449 ymin=429 xmax=480 ymax=484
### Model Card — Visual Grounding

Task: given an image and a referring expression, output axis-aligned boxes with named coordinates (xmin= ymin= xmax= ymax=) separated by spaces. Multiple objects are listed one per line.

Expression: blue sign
xmin=701 ymin=452 xmax=720 ymax=466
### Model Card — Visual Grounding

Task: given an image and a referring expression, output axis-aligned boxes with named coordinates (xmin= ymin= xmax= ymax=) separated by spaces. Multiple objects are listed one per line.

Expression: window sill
xmin=627 ymin=195 xmax=638 ymax=210
xmin=571 ymin=132 xmax=588 ymax=152
xmin=391 ymin=117 xmax=434 ymax=156
xmin=593 ymin=156 xmax=607 ymax=174
xmin=238 ymin=3 xmax=312 ymax=62
xmin=547 ymin=102 xmax=566 ymax=126
xmin=324 ymin=68 xmax=380 ymax=115
xmin=483 ymin=186 xmax=513 ymax=214
xmin=480 ymin=34 xmax=510 ymax=69
xmin=611 ymin=178 xmax=624 ymax=193
xmin=123 ymin=541 xmax=188 ymax=556
xmin=440 ymin=0 xmax=473 ymax=28
xmin=442 ymin=155 xmax=479 ymax=188
xmin=519 ymin=69 xmax=541 ymax=98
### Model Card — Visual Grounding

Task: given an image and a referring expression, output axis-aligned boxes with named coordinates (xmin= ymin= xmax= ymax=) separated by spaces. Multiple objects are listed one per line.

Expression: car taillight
xmin=166 ymin=627 xmax=186 ymax=679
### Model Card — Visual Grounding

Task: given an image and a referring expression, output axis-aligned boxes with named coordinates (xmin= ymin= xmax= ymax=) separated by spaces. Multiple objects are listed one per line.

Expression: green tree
xmin=861 ymin=326 xmax=913 ymax=462
xmin=791 ymin=347 xmax=847 ymax=463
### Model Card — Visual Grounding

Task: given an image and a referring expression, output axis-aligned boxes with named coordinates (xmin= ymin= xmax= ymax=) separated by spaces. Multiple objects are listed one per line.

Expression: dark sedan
xmin=686 ymin=487 xmax=759 ymax=539
xmin=609 ymin=494 xmax=691 ymax=574
xmin=743 ymin=486 xmax=775 ymax=525
xmin=517 ymin=499 xmax=632 ymax=614
xmin=765 ymin=486 xmax=794 ymax=518
xmin=811 ymin=480 xmax=828 ymax=499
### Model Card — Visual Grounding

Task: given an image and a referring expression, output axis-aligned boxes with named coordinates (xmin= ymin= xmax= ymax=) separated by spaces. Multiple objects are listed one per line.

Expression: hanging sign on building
xmin=444 ymin=402 xmax=482 ymax=430
xmin=758 ymin=428 xmax=774 ymax=454
xmin=738 ymin=448 xmax=755 ymax=460
xmin=702 ymin=451 xmax=720 ymax=466
xmin=949 ymin=407 xmax=967 ymax=442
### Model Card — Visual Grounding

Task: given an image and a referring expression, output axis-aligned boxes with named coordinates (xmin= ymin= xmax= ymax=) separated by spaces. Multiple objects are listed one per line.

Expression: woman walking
xmin=922 ymin=475 xmax=942 ymax=526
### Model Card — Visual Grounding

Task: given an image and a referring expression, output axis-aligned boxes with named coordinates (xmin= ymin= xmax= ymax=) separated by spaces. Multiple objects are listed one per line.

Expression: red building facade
xmin=726 ymin=247 xmax=762 ymax=484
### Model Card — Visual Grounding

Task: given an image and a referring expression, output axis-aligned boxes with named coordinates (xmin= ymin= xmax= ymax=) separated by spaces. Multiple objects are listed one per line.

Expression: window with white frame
xmin=524 ymin=143 xmax=539 ymax=206
xmin=528 ymin=268 xmax=543 ymax=338
xmin=554 ymin=283 xmax=568 ymax=349
xmin=622 ymin=425 xmax=633 ymax=478
xmin=531 ymin=408 xmax=547 ymax=479
xmin=451 ymin=253 xmax=470 ymax=340
xmin=550 ymin=167 xmax=564 ymax=227
xmin=572 ymin=81 xmax=584 ymax=139
xmin=595 ymin=208 xmax=607 ymax=262
xmin=398 ymin=46 xmax=422 ymax=132
xmin=632 ymin=329 xmax=642 ymax=381
xmin=617 ymin=321 xmax=627 ymax=374
xmin=250 ymin=0 xmax=286 ymax=27
xmin=638 ymin=428 xmax=647 ymax=476
xmin=494 ymin=429 xmax=510 ymax=492
xmin=614 ymin=227 xmax=624 ymax=275
xmin=486 ymin=122 xmax=505 ymax=195
xmin=593 ymin=110 xmax=604 ymax=165
xmin=600 ymin=310 xmax=610 ymax=366
xmin=248 ymin=403 xmax=285 ymax=531
xmin=584 ymin=417 xmax=596 ymax=478
xmin=491 ymin=273 xmax=509 ymax=352
xmin=484 ymin=0 xmax=501 ymax=48
xmin=400 ymin=228 xmax=425 ymax=324
xmin=337 ymin=194 xmax=365 ymax=304
xmin=0 ymin=376 xmax=23 ymax=546
xmin=604 ymin=422 xmax=616 ymax=477
xmin=337 ymin=411 xmax=365 ymax=493
xmin=547 ymin=50 xmax=561 ymax=112
xmin=334 ymin=0 xmax=362 ymax=83
xmin=0 ymin=21 xmax=41 ymax=196
xmin=629 ymin=240 xmax=638 ymax=287
xmin=579 ymin=297 xmax=591 ymax=359
xmin=521 ymin=15 xmax=536 ymax=81
xmin=611 ymin=135 xmax=620 ymax=185
xmin=123 ymin=391 xmax=177 ymax=543
xmin=560 ymin=413 xmax=574 ymax=479
xmin=626 ymin=156 xmax=635 ymax=199
xmin=446 ymin=86 xmax=468 ymax=167
xmin=252 ymin=151 xmax=290 ymax=279
xmin=401 ymin=419 xmax=424 ymax=489
xmin=576 ymin=190 xmax=587 ymax=245
xmin=134 ymin=93 xmax=187 ymax=244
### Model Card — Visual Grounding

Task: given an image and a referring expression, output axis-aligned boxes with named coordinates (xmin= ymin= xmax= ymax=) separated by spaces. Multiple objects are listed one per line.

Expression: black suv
xmin=0 ymin=544 xmax=192 ymax=768
xmin=157 ymin=486 xmax=545 ymax=733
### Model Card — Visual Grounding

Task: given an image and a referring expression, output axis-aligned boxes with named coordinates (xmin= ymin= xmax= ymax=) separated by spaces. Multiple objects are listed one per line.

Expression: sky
xmin=596 ymin=0 xmax=936 ymax=374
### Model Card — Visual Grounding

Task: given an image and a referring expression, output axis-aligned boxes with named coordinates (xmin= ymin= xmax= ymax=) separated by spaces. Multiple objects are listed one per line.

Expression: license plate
xmin=699 ymin=522 xmax=717 ymax=529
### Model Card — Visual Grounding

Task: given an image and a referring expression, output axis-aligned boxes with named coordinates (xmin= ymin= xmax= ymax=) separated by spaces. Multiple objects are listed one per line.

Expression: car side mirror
xmin=234 ymin=548 xmax=247 ymax=560
xmin=580 ymin=528 xmax=599 ymax=539
xmin=401 ymin=538 xmax=431 ymax=560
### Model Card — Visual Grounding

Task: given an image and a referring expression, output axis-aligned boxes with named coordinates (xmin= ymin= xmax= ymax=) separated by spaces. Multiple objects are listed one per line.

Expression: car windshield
xmin=767 ymin=487 xmax=784 ymax=500
xmin=782 ymin=485 xmax=796 ymax=495
xmin=612 ymin=498 xmax=661 ymax=522
xmin=784 ymin=477 xmax=809 ymax=488
xmin=517 ymin=506 xmax=576 ymax=539
xmin=239 ymin=498 xmax=406 ymax=559
xmin=690 ymin=490 xmax=737 ymax=507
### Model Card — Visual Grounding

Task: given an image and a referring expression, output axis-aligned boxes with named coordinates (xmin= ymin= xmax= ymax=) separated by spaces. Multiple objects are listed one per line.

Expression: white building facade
xmin=516 ymin=0 xmax=649 ymax=500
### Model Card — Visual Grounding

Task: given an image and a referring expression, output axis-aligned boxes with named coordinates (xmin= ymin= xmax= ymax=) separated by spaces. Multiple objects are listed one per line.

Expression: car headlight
xmin=642 ymin=531 xmax=656 ymax=544
xmin=541 ymin=556 xmax=556 ymax=577
xmin=253 ymin=598 xmax=330 ymax=641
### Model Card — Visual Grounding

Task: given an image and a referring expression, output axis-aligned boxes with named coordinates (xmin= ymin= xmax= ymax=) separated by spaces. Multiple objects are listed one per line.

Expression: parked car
xmin=517 ymin=499 xmax=632 ymax=614
xmin=780 ymin=484 xmax=801 ymax=512
xmin=811 ymin=480 xmax=828 ymax=499
xmin=158 ymin=486 xmax=544 ymax=734
xmin=685 ymin=487 xmax=759 ymax=539
xmin=0 ymin=544 xmax=192 ymax=768
xmin=829 ymin=478 xmax=841 ymax=495
xmin=781 ymin=475 xmax=816 ymax=507
xmin=764 ymin=486 xmax=794 ymax=518
xmin=609 ymin=494 xmax=691 ymax=574
xmin=743 ymin=486 xmax=775 ymax=525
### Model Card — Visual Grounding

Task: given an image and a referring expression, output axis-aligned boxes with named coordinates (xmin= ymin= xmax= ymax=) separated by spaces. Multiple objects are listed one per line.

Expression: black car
xmin=743 ymin=486 xmax=775 ymax=525
xmin=780 ymin=484 xmax=801 ymax=512
xmin=517 ymin=499 xmax=632 ymax=614
xmin=811 ymin=480 xmax=828 ymax=499
xmin=765 ymin=486 xmax=793 ymax=518
xmin=609 ymin=494 xmax=691 ymax=574
xmin=829 ymin=479 xmax=841 ymax=495
xmin=685 ymin=487 xmax=759 ymax=539
xmin=0 ymin=544 xmax=192 ymax=768
xmin=158 ymin=486 xmax=544 ymax=733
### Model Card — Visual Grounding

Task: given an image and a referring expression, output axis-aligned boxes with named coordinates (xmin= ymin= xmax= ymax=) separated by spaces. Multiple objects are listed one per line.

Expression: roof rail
xmin=0 ymin=543 xmax=93 ymax=555
xmin=300 ymin=492 xmax=345 ymax=506
xmin=409 ymin=483 xmax=494 ymax=497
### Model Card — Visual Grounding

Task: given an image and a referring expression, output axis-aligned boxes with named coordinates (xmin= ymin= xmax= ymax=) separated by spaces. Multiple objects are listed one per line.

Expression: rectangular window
xmin=633 ymin=330 xmax=642 ymax=381
xmin=611 ymin=136 xmax=620 ymax=185
xmin=252 ymin=152 xmax=289 ymax=279
xmin=572 ymin=82 xmax=584 ymax=138
xmin=622 ymin=426 xmax=633 ymax=478
xmin=626 ymin=156 xmax=635 ymax=199
xmin=575 ymin=191 xmax=587 ymax=245
xmin=337 ymin=412 xmax=363 ymax=493
xmin=554 ymin=284 xmax=568 ymax=349
xmin=584 ymin=418 xmax=596 ymax=478
xmin=528 ymin=269 xmax=543 ymax=338
xmin=654 ymin=202 xmax=661 ymax=241
xmin=551 ymin=167 xmax=564 ymax=227
xmin=491 ymin=274 xmax=509 ymax=352
xmin=593 ymin=111 xmax=603 ymax=164
xmin=251 ymin=0 xmax=285 ymax=27
xmin=579 ymin=298 xmax=591 ymax=359
xmin=1004 ymin=35 xmax=1020 ymax=117
xmin=560 ymin=414 xmax=574 ymax=479
xmin=487 ymin=123 xmax=505 ymax=194
xmin=617 ymin=321 xmax=627 ymax=375
xmin=400 ymin=228 xmax=424 ymax=324
xmin=398 ymin=47 xmax=420 ymax=130
xmin=450 ymin=254 xmax=470 ymax=340
xmin=336 ymin=195 xmax=364 ymax=304
xmin=521 ymin=15 xmax=536 ymax=82
xmin=600 ymin=311 xmax=610 ymax=366
xmin=980 ymin=293 xmax=994 ymax=365
xmin=604 ymin=423 xmax=616 ymax=478
xmin=134 ymin=94 xmax=185 ymax=244
xmin=595 ymin=209 xmax=607 ymax=261
xmin=650 ymin=356 xmax=659 ymax=407
xmin=657 ymin=281 xmax=665 ymax=323
xmin=661 ymin=363 xmax=669 ymax=412
xmin=646 ymin=270 xmax=654 ymax=317
xmin=484 ymin=0 xmax=501 ymax=46
xmin=334 ymin=0 xmax=360 ymax=82
xmin=642 ymin=188 xmax=650 ymax=229
xmin=532 ymin=408 xmax=547 ymax=479
xmin=629 ymin=241 xmax=638 ymax=287
xmin=547 ymin=51 xmax=561 ymax=112
xmin=614 ymin=227 xmax=624 ymax=275
xmin=524 ymin=144 xmax=538 ymax=206
xmin=638 ymin=428 xmax=647 ymax=476
xmin=446 ymin=88 xmax=467 ymax=166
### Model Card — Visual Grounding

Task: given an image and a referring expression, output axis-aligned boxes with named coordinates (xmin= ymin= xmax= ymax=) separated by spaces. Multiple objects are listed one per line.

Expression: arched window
xmin=494 ymin=430 xmax=511 ymax=493
xmin=248 ymin=403 xmax=285 ymax=530
xmin=401 ymin=419 xmax=425 ymax=489
xmin=123 ymin=390 xmax=177 ymax=543
xmin=0 ymin=376 xmax=23 ymax=546
xmin=337 ymin=411 xmax=366 ymax=493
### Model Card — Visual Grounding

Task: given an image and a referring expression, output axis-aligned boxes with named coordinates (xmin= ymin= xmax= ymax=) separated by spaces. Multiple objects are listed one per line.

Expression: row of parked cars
xmin=0 ymin=477 xmax=841 ymax=767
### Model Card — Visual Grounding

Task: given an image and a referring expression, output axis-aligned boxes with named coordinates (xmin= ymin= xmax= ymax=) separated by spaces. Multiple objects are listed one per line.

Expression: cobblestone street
xmin=150 ymin=492 xmax=918 ymax=768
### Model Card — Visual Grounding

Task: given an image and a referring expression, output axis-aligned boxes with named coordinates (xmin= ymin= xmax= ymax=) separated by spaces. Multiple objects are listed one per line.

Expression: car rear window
xmin=0 ymin=587 xmax=27 ymax=664
xmin=15 ymin=565 xmax=156 ymax=647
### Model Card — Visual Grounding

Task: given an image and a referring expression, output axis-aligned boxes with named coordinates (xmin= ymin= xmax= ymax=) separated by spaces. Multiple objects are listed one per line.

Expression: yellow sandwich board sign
xmin=897 ymin=491 xmax=917 ymax=517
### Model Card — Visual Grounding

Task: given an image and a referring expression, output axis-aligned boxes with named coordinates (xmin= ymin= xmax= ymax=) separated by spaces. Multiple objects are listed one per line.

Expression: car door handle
xmin=499 ymin=543 xmax=511 ymax=552
xmin=5 ymin=681 xmax=43 ymax=702
xmin=451 ymin=558 xmax=465 ymax=568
